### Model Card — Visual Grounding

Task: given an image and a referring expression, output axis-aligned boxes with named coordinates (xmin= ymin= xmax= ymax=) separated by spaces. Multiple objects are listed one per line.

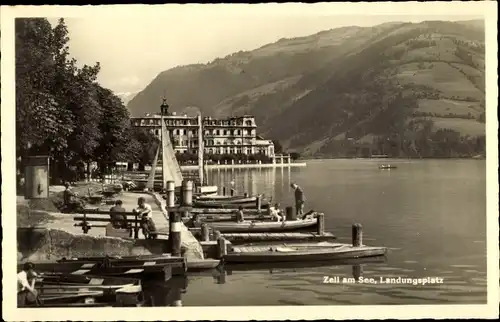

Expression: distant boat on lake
xmin=379 ymin=164 xmax=397 ymax=170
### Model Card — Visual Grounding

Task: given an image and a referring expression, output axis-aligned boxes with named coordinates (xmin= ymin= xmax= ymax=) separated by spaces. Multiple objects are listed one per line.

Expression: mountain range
xmin=127 ymin=20 xmax=485 ymax=157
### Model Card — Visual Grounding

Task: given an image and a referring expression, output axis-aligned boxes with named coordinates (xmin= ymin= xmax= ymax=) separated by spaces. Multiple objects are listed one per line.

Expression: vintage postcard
xmin=1 ymin=2 xmax=498 ymax=320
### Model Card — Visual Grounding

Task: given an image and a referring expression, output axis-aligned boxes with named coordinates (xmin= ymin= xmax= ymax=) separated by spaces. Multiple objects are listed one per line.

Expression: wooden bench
xmin=73 ymin=209 xmax=142 ymax=238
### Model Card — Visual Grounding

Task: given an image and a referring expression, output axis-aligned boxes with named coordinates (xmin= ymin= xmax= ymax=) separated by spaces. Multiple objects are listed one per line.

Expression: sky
xmin=41 ymin=5 xmax=484 ymax=99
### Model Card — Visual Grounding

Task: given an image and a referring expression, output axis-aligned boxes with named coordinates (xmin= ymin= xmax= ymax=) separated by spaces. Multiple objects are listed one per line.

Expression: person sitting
xmin=110 ymin=200 xmax=128 ymax=229
xmin=133 ymin=197 xmax=157 ymax=239
xmin=18 ymin=262 xmax=39 ymax=307
xmin=63 ymin=182 xmax=84 ymax=213
xmin=268 ymin=203 xmax=284 ymax=222
xmin=235 ymin=206 xmax=245 ymax=223
xmin=185 ymin=214 xmax=200 ymax=228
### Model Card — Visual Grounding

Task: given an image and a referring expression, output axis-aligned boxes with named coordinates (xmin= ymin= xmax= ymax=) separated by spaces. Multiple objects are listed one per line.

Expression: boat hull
xmin=19 ymin=255 xmax=187 ymax=280
xmin=203 ymin=218 xmax=318 ymax=233
xmin=224 ymin=245 xmax=387 ymax=263
xmin=193 ymin=199 xmax=269 ymax=209
xmin=21 ymin=273 xmax=143 ymax=307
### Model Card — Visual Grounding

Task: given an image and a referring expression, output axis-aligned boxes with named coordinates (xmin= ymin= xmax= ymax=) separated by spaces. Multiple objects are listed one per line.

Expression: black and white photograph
xmin=1 ymin=2 xmax=498 ymax=320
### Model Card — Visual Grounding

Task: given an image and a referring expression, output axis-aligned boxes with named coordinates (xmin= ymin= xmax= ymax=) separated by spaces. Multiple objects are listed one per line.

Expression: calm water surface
xmin=149 ymin=159 xmax=487 ymax=305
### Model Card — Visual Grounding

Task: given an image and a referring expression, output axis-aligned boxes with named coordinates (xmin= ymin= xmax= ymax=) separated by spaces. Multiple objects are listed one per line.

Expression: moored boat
xmin=223 ymin=242 xmax=387 ymax=263
xmin=193 ymin=196 xmax=269 ymax=209
xmin=21 ymin=273 xmax=143 ymax=307
xmin=199 ymin=217 xmax=318 ymax=233
xmin=379 ymin=164 xmax=397 ymax=169
xmin=194 ymin=194 xmax=257 ymax=201
xmin=19 ymin=255 xmax=187 ymax=281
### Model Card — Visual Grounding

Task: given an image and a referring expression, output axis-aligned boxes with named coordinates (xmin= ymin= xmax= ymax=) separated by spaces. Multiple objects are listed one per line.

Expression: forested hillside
xmin=128 ymin=20 xmax=486 ymax=158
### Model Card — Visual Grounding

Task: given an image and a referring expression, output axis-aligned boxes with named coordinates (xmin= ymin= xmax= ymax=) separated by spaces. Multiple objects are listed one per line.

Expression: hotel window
xmin=216 ymin=130 xmax=220 ymax=135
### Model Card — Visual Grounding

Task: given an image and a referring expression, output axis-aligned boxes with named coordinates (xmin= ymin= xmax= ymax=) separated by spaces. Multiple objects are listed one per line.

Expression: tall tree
xmin=94 ymin=86 xmax=135 ymax=166
xmin=16 ymin=18 xmax=74 ymax=158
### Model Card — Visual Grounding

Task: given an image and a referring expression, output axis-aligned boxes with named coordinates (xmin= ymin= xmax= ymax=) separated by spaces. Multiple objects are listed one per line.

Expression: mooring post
xmin=352 ymin=264 xmax=363 ymax=281
xmin=230 ymin=188 xmax=235 ymax=196
xmin=217 ymin=237 xmax=228 ymax=259
xmin=285 ymin=206 xmax=296 ymax=221
xmin=352 ymin=223 xmax=363 ymax=247
xmin=169 ymin=211 xmax=182 ymax=257
xmin=316 ymin=213 xmax=325 ymax=235
xmin=222 ymin=187 xmax=226 ymax=196
xmin=134 ymin=214 xmax=139 ymax=239
xmin=82 ymin=212 xmax=90 ymax=234
xmin=213 ymin=230 xmax=221 ymax=242
xmin=201 ymin=223 xmax=210 ymax=242
xmin=166 ymin=180 xmax=175 ymax=208
xmin=244 ymin=192 xmax=248 ymax=198
xmin=256 ymin=195 xmax=262 ymax=212
xmin=181 ymin=180 xmax=193 ymax=207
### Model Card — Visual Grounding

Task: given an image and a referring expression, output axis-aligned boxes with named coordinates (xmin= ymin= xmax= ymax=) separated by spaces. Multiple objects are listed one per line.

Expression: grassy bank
xmin=16 ymin=182 xmax=104 ymax=227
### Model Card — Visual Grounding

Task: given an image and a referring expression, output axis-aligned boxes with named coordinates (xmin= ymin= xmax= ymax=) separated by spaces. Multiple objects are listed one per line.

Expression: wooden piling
xmin=181 ymin=180 xmax=193 ymax=206
xmin=285 ymin=206 xmax=296 ymax=221
xmin=316 ymin=213 xmax=325 ymax=235
xmin=230 ymin=188 xmax=235 ymax=196
xmin=352 ymin=264 xmax=363 ymax=281
xmin=217 ymin=237 xmax=228 ymax=259
xmin=256 ymin=195 xmax=262 ymax=212
xmin=169 ymin=212 xmax=182 ymax=257
xmin=201 ymin=223 xmax=210 ymax=242
xmin=352 ymin=223 xmax=363 ymax=247
xmin=166 ymin=180 xmax=175 ymax=208
xmin=244 ymin=192 xmax=248 ymax=198
xmin=222 ymin=187 xmax=226 ymax=196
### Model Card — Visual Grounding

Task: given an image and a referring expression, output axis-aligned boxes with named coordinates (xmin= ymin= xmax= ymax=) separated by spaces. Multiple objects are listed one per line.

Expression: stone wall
xmin=17 ymin=227 xmax=168 ymax=262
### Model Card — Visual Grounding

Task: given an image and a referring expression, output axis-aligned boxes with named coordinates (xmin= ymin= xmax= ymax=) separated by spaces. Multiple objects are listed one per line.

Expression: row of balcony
xmin=131 ymin=117 xmax=257 ymax=128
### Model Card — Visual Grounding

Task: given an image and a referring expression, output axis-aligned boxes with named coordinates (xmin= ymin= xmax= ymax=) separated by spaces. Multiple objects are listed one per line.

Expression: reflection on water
xmin=146 ymin=261 xmax=381 ymax=306
xmin=182 ymin=159 xmax=486 ymax=305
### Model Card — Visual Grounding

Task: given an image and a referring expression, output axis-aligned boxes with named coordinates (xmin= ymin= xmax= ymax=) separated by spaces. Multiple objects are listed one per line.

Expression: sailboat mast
xmin=197 ymin=113 xmax=204 ymax=185
xmin=161 ymin=99 xmax=169 ymax=191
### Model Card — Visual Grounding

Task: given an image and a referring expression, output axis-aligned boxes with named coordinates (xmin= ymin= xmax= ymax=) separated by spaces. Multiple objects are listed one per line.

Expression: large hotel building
xmin=130 ymin=112 xmax=275 ymax=159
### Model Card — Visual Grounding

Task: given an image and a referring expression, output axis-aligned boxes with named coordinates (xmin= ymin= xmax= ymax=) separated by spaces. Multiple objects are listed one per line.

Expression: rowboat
xmin=223 ymin=242 xmax=387 ymax=263
xmin=199 ymin=217 xmax=318 ymax=233
xmin=19 ymin=255 xmax=187 ymax=280
xmin=193 ymin=197 xmax=269 ymax=209
xmin=196 ymin=185 xmax=218 ymax=196
xmin=379 ymin=164 xmax=397 ymax=169
xmin=21 ymin=273 xmax=143 ymax=307
xmin=183 ymin=214 xmax=273 ymax=225
xmin=194 ymin=194 xmax=257 ymax=201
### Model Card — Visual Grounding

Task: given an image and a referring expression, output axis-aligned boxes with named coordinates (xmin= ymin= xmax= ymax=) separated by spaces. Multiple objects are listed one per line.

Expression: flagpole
xmin=161 ymin=98 xmax=169 ymax=191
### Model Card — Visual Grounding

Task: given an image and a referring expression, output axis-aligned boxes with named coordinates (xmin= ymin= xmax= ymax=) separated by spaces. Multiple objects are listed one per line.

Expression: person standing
xmin=134 ymin=197 xmax=157 ymax=239
xmin=290 ymin=183 xmax=305 ymax=216
xmin=17 ymin=262 xmax=39 ymax=307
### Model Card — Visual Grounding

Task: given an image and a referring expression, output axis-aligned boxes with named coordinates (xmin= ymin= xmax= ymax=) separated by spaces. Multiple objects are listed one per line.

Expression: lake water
xmin=147 ymin=159 xmax=487 ymax=305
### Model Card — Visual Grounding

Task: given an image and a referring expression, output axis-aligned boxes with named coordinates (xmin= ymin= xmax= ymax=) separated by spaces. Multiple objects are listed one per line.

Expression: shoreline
xmin=180 ymin=162 xmax=307 ymax=171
